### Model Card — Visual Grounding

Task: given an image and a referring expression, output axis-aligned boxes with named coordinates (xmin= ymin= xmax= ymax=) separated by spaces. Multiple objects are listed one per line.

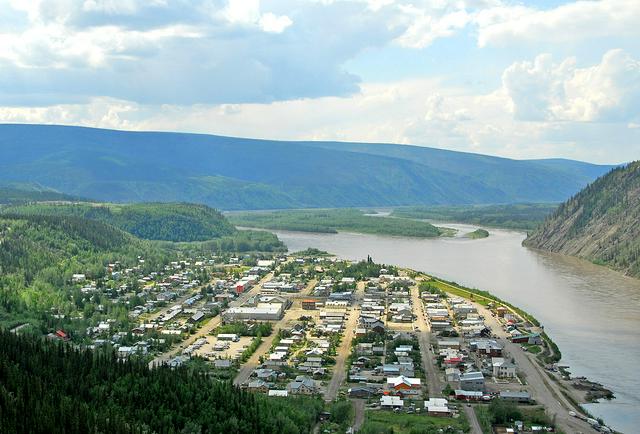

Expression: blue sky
xmin=0 ymin=0 xmax=638 ymax=164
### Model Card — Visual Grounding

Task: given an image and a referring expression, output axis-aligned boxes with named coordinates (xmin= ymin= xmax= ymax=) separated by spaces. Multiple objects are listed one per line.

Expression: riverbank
xmin=271 ymin=227 xmax=639 ymax=433
xmin=422 ymin=275 xmax=616 ymax=429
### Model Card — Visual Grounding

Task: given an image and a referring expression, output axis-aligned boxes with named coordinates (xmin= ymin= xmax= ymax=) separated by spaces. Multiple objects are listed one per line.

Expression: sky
xmin=0 ymin=0 xmax=639 ymax=164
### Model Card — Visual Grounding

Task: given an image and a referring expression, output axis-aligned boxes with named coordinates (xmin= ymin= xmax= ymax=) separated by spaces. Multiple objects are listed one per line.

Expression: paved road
xmin=325 ymin=282 xmax=363 ymax=402
xmin=462 ymin=405 xmax=483 ymax=434
xmin=149 ymin=272 xmax=273 ymax=368
xmin=410 ymin=285 xmax=442 ymax=397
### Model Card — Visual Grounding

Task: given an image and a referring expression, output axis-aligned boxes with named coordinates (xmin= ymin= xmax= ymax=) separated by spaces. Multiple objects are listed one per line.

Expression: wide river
xmin=270 ymin=224 xmax=640 ymax=433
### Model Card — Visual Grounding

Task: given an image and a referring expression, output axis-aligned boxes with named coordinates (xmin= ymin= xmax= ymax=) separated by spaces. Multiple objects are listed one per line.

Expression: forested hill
xmin=2 ymin=202 xmax=236 ymax=242
xmin=524 ymin=162 xmax=640 ymax=277
xmin=0 ymin=124 xmax=615 ymax=209
xmin=0 ymin=185 xmax=81 ymax=204
xmin=0 ymin=329 xmax=321 ymax=433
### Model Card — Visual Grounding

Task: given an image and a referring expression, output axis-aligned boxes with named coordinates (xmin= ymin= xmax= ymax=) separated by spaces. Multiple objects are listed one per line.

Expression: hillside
xmin=524 ymin=162 xmax=640 ymax=277
xmin=0 ymin=184 xmax=82 ymax=204
xmin=0 ymin=329 xmax=321 ymax=433
xmin=2 ymin=202 xmax=236 ymax=242
xmin=0 ymin=124 xmax=614 ymax=209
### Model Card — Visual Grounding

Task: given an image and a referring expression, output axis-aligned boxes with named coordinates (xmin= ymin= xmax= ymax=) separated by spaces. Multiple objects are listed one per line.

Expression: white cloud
xmin=476 ymin=0 xmax=640 ymax=48
xmin=503 ymin=49 xmax=640 ymax=122
xmin=259 ymin=12 xmax=292 ymax=33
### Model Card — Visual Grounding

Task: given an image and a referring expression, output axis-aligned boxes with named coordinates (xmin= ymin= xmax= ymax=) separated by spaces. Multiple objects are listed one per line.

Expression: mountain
xmin=2 ymin=202 xmax=236 ymax=242
xmin=524 ymin=162 xmax=640 ymax=277
xmin=0 ymin=124 xmax=615 ymax=210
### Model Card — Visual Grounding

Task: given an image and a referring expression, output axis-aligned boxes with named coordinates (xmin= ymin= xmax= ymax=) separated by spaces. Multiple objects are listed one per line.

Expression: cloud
xmin=0 ymin=0 xmax=397 ymax=105
xmin=476 ymin=0 xmax=640 ymax=48
xmin=503 ymin=49 xmax=640 ymax=122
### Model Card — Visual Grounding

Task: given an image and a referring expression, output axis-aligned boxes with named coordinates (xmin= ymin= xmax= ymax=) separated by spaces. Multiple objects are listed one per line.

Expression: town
xmin=34 ymin=250 xmax=611 ymax=434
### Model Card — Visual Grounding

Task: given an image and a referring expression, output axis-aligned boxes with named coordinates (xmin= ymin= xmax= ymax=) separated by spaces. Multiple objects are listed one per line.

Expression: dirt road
xmin=324 ymin=282 xmax=363 ymax=402
xmin=410 ymin=285 xmax=442 ymax=397
xmin=149 ymin=272 xmax=273 ymax=368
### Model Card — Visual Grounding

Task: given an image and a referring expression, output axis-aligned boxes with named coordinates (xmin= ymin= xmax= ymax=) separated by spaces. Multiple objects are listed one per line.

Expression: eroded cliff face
xmin=524 ymin=161 xmax=640 ymax=278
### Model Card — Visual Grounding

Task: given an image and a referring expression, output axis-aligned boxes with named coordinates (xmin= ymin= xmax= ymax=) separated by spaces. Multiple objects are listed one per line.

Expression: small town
xmin=28 ymin=249 xmax=613 ymax=434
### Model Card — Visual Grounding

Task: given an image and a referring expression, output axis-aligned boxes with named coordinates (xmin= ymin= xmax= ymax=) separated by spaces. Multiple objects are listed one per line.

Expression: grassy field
xmin=360 ymin=410 xmax=469 ymax=434
xmin=228 ymin=208 xmax=448 ymax=238
xmin=392 ymin=203 xmax=558 ymax=231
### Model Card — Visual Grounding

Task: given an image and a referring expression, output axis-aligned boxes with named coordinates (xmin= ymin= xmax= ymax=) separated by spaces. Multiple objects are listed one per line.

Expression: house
xmin=247 ymin=380 xmax=269 ymax=393
xmin=255 ymin=368 xmax=278 ymax=380
xmin=348 ymin=385 xmax=378 ymax=398
xmin=512 ymin=333 xmax=543 ymax=345
xmin=496 ymin=306 xmax=508 ymax=317
xmin=424 ymin=398 xmax=451 ymax=417
xmin=470 ymin=339 xmax=503 ymax=357
xmin=459 ymin=371 xmax=485 ymax=392
xmin=268 ymin=390 xmax=288 ymax=397
xmin=499 ymin=391 xmax=532 ymax=403
xmin=287 ymin=376 xmax=318 ymax=395
xmin=492 ymin=359 xmax=517 ymax=378
xmin=445 ymin=367 xmax=461 ymax=382
xmin=455 ymin=390 xmax=484 ymax=401
xmin=387 ymin=375 xmax=421 ymax=393
xmin=380 ymin=395 xmax=404 ymax=409
xmin=188 ymin=311 xmax=206 ymax=324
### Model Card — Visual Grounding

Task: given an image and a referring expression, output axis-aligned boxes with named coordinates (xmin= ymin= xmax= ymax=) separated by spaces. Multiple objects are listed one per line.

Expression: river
xmin=270 ymin=224 xmax=640 ymax=433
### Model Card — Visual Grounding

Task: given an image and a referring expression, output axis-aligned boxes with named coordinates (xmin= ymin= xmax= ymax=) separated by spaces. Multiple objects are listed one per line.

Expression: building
xmin=493 ymin=359 xmax=517 ymax=378
xmin=455 ymin=390 xmax=484 ymax=401
xmin=424 ymin=398 xmax=451 ymax=417
xmin=302 ymin=299 xmax=318 ymax=310
xmin=459 ymin=371 xmax=485 ymax=392
xmin=287 ymin=376 xmax=318 ymax=395
xmin=348 ymin=386 xmax=378 ymax=398
xmin=223 ymin=304 xmax=285 ymax=322
xmin=499 ymin=391 xmax=532 ymax=403
xmin=387 ymin=375 xmax=421 ymax=393
xmin=380 ymin=395 xmax=404 ymax=409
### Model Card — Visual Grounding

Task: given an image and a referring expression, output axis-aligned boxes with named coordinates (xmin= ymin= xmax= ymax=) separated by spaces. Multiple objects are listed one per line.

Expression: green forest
xmin=2 ymin=202 xmax=237 ymax=242
xmin=0 ymin=329 xmax=322 ymax=433
xmin=391 ymin=203 xmax=558 ymax=231
xmin=525 ymin=162 xmax=640 ymax=277
xmin=228 ymin=208 xmax=444 ymax=238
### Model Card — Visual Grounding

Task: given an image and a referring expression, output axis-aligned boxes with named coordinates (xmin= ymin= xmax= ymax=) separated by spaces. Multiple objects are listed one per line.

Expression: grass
xmin=474 ymin=406 xmax=493 ymax=434
xmin=228 ymin=208 xmax=446 ymax=238
xmin=360 ymin=410 xmax=468 ymax=434
xmin=522 ymin=343 xmax=542 ymax=354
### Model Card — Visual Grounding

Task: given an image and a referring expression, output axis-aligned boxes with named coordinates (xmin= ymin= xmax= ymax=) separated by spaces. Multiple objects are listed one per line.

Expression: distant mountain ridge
xmin=0 ymin=124 xmax=615 ymax=210
xmin=525 ymin=162 xmax=640 ymax=277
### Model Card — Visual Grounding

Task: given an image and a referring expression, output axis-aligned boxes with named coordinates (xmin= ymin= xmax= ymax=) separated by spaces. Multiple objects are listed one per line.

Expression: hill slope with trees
xmin=0 ymin=329 xmax=322 ymax=433
xmin=2 ymin=202 xmax=236 ymax=242
xmin=0 ymin=124 xmax=615 ymax=209
xmin=524 ymin=162 xmax=640 ymax=277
